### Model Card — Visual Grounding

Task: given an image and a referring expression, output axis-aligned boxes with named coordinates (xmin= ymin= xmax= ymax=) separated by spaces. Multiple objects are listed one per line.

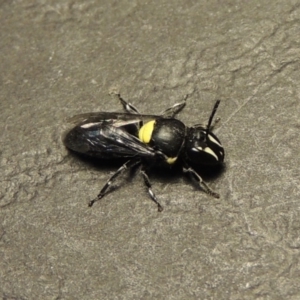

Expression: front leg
xmin=192 ymin=117 xmax=221 ymax=132
xmin=183 ymin=163 xmax=220 ymax=198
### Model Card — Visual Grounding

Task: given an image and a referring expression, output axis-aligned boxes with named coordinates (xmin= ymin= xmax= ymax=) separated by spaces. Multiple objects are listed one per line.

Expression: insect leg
xmin=183 ymin=164 xmax=220 ymax=198
xmin=160 ymin=94 xmax=188 ymax=118
xmin=191 ymin=118 xmax=221 ymax=131
xmin=140 ymin=167 xmax=163 ymax=212
xmin=115 ymin=93 xmax=141 ymax=114
xmin=88 ymin=158 xmax=142 ymax=207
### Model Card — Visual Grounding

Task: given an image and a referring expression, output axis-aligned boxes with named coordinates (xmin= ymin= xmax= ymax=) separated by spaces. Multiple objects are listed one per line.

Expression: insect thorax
xmin=139 ymin=118 xmax=186 ymax=164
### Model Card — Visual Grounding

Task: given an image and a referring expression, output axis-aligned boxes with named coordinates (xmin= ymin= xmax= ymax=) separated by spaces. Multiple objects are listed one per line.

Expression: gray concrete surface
xmin=1 ymin=1 xmax=300 ymax=299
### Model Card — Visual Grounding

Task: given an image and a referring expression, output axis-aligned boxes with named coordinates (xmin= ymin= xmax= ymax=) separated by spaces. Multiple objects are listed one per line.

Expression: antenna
xmin=206 ymin=100 xmax=220 ymax=138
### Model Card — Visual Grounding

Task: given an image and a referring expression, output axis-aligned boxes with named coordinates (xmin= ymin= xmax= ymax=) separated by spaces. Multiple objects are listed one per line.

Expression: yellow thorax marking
xmin=139 ymin=120 xmax=156 ymax=143
xmin=166 ymin=157 xmax=177 ymax=164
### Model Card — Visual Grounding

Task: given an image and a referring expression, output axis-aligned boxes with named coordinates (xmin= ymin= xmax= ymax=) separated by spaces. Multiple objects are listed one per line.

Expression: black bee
xmin=64 ymin=94 xmax=224 ymax=211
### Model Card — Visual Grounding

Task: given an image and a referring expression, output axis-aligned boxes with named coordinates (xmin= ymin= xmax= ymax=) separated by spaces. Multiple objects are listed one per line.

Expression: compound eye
xmin=199 ymin=131 xmax=206 ymax=142
xmin=195 ymin=131 xmax=208 ymax=146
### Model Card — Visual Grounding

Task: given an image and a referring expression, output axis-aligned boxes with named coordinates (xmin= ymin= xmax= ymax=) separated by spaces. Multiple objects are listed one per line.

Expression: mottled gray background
xmin=1 ymin=1 xmax=300 ymax=299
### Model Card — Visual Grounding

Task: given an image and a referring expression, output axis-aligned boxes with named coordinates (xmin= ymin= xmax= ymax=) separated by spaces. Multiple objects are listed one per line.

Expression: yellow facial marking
xmin=166 ymin=157 xmax=177 ymax=164
xmin=139 ymin=120 xmax=156 ymax=143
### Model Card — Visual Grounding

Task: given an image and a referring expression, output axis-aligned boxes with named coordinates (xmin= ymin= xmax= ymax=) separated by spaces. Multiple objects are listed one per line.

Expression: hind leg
xmin=89 ymin=158 xmax=142 ymax=207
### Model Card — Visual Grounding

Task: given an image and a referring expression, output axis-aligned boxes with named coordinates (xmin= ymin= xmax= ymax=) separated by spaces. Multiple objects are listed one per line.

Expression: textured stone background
xmin=1 ymin=1 xmax=300 ymax=299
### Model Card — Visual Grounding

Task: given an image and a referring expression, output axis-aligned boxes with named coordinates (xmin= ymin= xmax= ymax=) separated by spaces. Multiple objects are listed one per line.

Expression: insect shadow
xmin=67 ymin=150 xmax=226 ymax=206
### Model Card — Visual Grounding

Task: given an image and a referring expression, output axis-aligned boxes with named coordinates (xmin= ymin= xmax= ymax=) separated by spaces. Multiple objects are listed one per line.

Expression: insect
xmin=64 ymin=94 xmax=225 ymax=211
